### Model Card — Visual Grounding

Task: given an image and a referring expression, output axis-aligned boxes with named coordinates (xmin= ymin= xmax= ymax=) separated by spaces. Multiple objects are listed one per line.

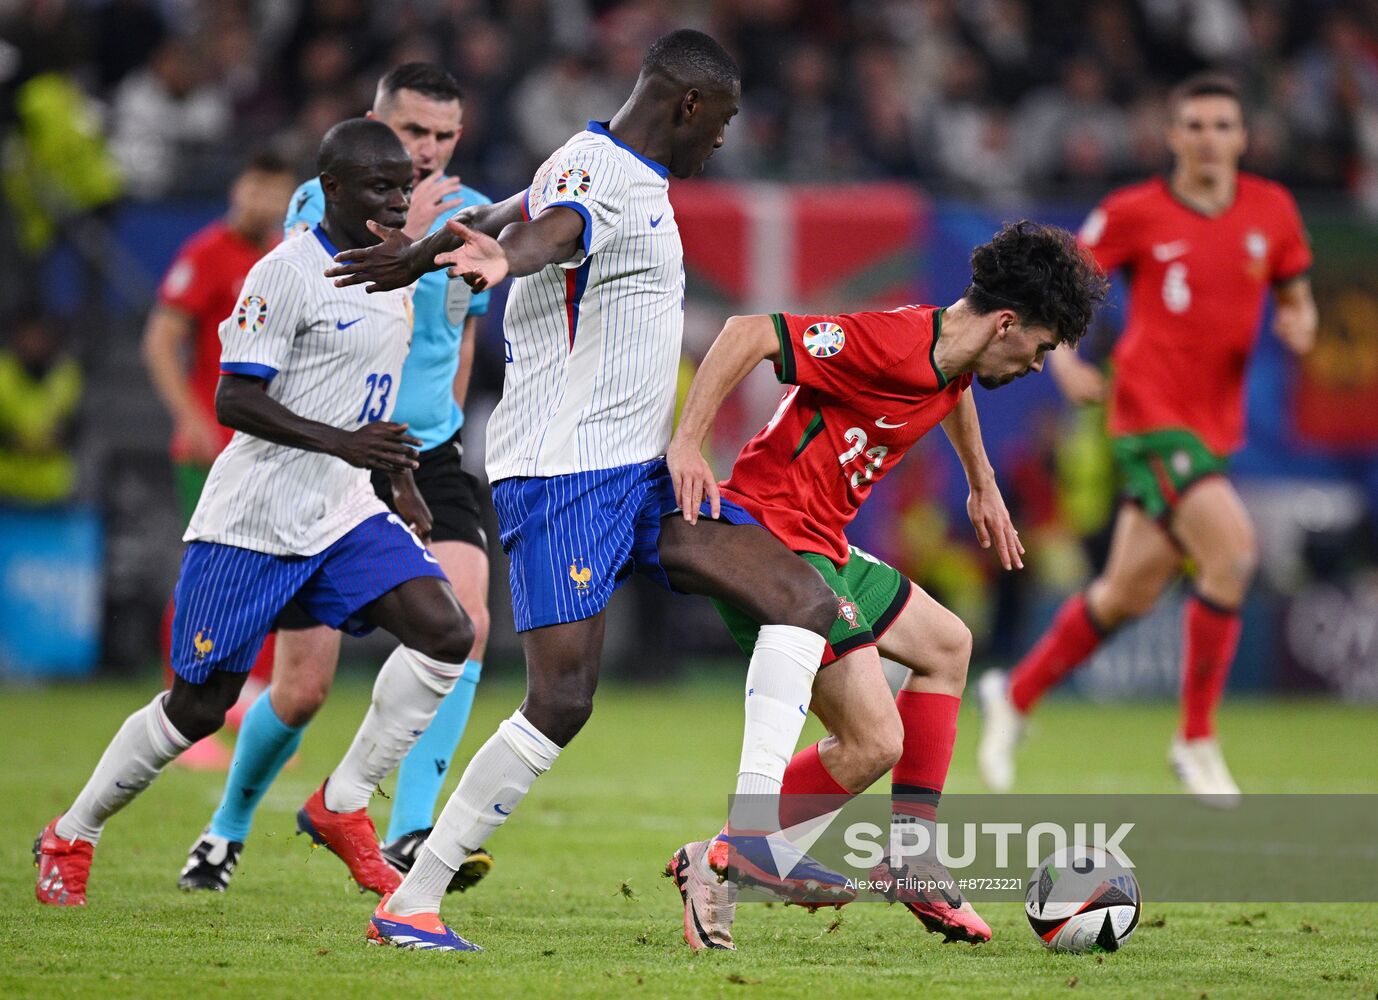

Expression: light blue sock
xmin=387 ymin=659 xmax=481 ymax=841
xmin=208 ymin=691 xmax=305 ymax=842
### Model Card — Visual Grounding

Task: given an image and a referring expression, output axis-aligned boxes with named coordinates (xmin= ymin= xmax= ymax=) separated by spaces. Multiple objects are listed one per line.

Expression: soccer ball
xmin=1025 ymin=846 xmax=1141 ymax=953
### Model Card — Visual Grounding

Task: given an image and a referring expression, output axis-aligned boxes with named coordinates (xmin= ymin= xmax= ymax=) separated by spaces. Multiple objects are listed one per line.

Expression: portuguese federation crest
xmin=802 ymin=321 xmax=846 ymax=359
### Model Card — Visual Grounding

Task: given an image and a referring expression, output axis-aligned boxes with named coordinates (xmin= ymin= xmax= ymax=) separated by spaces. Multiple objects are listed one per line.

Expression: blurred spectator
xmin=1017 ymin=56 xmax=1131 ymax=188
xmin=108 ymin=37 xmax=233 ymax=198
xmin=7 ymin=0 xmax=1378 ymax=202
xmin=0 ymin=312 xmax=82 ymax=507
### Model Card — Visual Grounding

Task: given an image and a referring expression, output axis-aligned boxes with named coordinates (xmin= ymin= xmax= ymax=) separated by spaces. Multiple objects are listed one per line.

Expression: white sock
xmin=730 ymin=624 xmax=825 ymax=832
xmin=56 ymin=693 xmax=192 ymax=843
xmin=391 ymin=710 xmax=560 ymax=916
xmin=386 ymin=846 xmax=458 ymax=917
xmin=324 ymin=646 xmax=463 ymax=813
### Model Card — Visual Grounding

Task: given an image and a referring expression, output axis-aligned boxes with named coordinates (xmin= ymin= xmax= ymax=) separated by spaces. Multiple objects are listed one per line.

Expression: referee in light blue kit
xmin=179 ymin=63 xmax=497 ymax=895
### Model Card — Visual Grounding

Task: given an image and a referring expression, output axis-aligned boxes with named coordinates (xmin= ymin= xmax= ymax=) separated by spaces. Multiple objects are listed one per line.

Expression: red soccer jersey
xmin=156 ymin=220 xmax=275 ymax=461
xmin=1079 ymin=173 xmax=1311 ymax=455
xmin=722 ymin=306 xmax=972 ymax=564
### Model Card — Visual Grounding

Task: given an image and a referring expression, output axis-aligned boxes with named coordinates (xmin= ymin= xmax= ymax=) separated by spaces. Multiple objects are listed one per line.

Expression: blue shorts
xmin=493 ymin=458 xmax=759 ymax=632
xmin=170 ymin=512 xmax=447 ymax=683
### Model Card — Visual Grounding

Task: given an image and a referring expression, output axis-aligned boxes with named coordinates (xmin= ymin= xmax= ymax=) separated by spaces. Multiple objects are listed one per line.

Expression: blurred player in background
xmin=665 ymin=222 xmax=1106 ymax=950
xmin=179 ymin=64 xmax=496 ymax=896
xmin=327 ymin=30 xmax=850 ymax=953
xmin=978 ymin=75 xmax=1317 ymax=804
xmin=36 ymin=119 xmax=476 ymax=907
xmin=142 ymin=152 xmax=296 ymax=769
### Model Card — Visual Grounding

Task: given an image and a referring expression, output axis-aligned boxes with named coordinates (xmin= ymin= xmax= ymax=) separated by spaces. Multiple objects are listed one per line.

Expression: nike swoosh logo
xmin=1152 ymin=240 xmax=1190 ymax=262
xmin=115 ymin=780 xmax=137 ymax=791
xmin=336 ymin=317 xmax=364 ymax=330
xmin=649 ymin=214 xmax=664 ymax=228
xmin=875 ymin=416 xmax=908 ymax=429
xmin=241 ymin=788 xmax=256 ymax=800
xmin=493 ymin=803 xmax=511 ymax=815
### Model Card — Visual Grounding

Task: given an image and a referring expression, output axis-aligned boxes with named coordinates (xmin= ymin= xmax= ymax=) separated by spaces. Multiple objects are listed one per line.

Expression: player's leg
xmin=979 ymin=501 xmax=1180 ymax=791
xmin=181 ymin=618 xmax=338 ymax=891
xmin=385 ymin=536 xmax=489 ymax=848
xmin=656 ymin=515 xmax=835 ymax=827
xmin=378 ymin=468 xmax=640 ymax=941
xmin=871 ymin=582 xmax=991 ymax=943
xmin=1166 ymin=475 xmax=1256 ymax=803
xmin=38 ymin=541 xmax=291 ymax=905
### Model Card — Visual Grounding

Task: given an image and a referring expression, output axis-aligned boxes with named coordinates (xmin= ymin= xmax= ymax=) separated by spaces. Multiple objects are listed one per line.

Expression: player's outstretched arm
xmin=667 ymin=314 xmax=780 ymax=524
xmin=452 ymin=190 xmax=525 ymax=237
xmin=435 ymin=205 xmax=585 ymax=289
xmin=1272 ymin=275 xmax=1318 ymax=356
xmin=326 ymin=220 xmax=464 ymax=293
xmin=940 ymin=390 xmax=1024 ymax=571
xmin=215 ymin=374 xmax=421 ymax=472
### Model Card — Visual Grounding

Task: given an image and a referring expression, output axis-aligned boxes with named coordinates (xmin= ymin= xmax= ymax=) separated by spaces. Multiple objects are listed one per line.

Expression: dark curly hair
xmin=964 ymin=221 xmax=1108 ymax=348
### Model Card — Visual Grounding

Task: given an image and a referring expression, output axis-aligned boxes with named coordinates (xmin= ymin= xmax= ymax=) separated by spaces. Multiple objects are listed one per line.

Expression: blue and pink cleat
xmin=367 ymin=894 xmax=482 ymax=952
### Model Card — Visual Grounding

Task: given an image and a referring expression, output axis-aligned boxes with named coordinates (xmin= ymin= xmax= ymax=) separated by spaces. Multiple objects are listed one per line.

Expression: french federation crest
xmin=237 ymin=295 xmax=268 ymax=333
xmin=802 ymin=321 xmax=845 ymax=359
xmin=556 ymin=168 xmax=592 ymax=198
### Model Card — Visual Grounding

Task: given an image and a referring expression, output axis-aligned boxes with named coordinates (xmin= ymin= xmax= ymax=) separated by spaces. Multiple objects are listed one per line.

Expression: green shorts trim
xmin=1112 ymin=429 xmax=1228 ymax=521
xmin=714 ymin=545 xmax=911 ymax=665
xmin=173 ymin=461 xmax=212 ymax=528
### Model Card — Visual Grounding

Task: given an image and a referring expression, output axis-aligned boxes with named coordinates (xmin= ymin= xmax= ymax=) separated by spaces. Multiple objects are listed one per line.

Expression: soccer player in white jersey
xmin=179 ymin=64 xmax=496 ymax=899
xmin=35 ymin=120 xmax=476 ymax=908
xmin=327 ymin=30 xmax=849 ymax=952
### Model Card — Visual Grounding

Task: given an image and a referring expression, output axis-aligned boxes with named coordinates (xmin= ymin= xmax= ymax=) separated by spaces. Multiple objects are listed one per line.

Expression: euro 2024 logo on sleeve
xmin=556 ymin=168 xmax=592 ymax=199
xmin=802 ymin=321 xmax=845 ymax=358
xmin=237 ymin=294 xmax=268 ymax=333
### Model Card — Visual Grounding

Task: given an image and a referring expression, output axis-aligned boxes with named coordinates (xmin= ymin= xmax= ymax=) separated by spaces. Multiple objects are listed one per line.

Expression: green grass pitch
xmin=2 ymin=675 xmax=1375 ymax=999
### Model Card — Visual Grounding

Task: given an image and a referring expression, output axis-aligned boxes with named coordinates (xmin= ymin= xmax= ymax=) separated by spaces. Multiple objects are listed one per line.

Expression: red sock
xmin=891 ymin=690 xmax=960 ymax=820
xmin=779 ymin=742 xmax=852 ymax=829
xmin=1180 ymin=595 xmax=1241 ymax=740
xmin=1008 ymin=593 xmax=1104 ymax=714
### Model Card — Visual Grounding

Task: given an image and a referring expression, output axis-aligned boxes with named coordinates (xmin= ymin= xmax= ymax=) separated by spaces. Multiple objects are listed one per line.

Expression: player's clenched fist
xmin=334 ymin=420 xmax=421 ymax=472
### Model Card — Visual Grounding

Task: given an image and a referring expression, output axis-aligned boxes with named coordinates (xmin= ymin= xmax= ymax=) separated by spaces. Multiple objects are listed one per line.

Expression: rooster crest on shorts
xmin=569 ymin=560 xmax=592 ymax=590
xmin=193 ymin=629 xmax=214 ymax=660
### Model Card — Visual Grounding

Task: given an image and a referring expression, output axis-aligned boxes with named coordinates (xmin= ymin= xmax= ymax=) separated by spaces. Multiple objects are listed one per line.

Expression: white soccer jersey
xmin=185 ymin=227 xmax=414 ymax=556
xmin=486 ymin=120 xmax=685 ymax=481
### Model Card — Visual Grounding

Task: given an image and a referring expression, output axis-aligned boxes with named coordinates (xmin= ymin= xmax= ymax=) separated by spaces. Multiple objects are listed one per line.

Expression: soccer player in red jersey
xmin=978 ymin=75 xmax=1318 ymax=804
xmin=142 ymin=153 xmax=296 ymax=767
xmin=664 ymin=221 xmax=1108 ymax=950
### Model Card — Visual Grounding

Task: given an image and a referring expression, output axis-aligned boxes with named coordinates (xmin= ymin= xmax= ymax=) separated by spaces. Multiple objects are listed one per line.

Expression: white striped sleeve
xmin=530 ymin=147 xmax=630 ymax=268
xmin=218 ymin=256 xmax=309 ymax=381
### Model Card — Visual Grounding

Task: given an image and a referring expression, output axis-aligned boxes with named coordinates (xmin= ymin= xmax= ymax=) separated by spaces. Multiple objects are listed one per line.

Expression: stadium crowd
xmin=3 ymin=0 xmax=1378 ymax=206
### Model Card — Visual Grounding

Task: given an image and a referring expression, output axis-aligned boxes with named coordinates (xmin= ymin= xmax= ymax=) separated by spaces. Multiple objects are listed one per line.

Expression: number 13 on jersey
xmin=358 ymin=372 xmax=393 ymax=423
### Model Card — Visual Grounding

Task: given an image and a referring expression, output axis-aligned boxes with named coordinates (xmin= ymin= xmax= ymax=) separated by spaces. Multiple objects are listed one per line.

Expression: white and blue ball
xmin=1025 ymin=846 xmax=1141 ymax=953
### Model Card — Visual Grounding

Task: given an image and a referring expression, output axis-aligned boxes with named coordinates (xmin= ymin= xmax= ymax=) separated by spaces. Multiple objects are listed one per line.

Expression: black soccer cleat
xmin=380 ymin=828 xmax=493 ymax=894
xmin=179 ymin=829 xmax=244 ymax=892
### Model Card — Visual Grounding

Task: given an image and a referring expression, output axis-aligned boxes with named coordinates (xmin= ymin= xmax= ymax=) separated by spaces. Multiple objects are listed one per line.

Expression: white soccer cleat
xmin=665 ymin=840 xmax=737 ymax=951
xmin=977 ymin=669 xmax=1025 ymax=793
xmin=1170 ymin=736 xmax=1241 ymax=808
